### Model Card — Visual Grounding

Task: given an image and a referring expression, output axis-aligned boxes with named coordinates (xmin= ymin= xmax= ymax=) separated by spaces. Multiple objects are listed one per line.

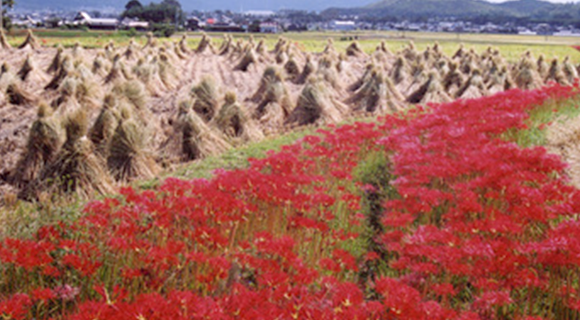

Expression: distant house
xmin=120 ymin=18 xmax=149 ymax=31
xmin=73 ymin=11 xmax=118 ymax=30
xmin=259 ymin=22 xmax=280 ymax=33
xmin=186 ymin=17 xmax=201 ymax=31
xmin=329 ymin=20 xmax=356 ymax=31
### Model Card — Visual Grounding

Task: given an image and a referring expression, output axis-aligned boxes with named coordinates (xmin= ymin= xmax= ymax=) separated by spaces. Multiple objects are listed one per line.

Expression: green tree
xmin=1 ymin=0 xmax=15 ymax=31
xmin=125 ymin=0 xmax=142 ymax=11
xmin=122 ymin=0 xmax=183 ymax=25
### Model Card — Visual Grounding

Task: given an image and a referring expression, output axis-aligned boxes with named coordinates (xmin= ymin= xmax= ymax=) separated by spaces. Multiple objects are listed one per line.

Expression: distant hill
xmin=497 ymin=0 xmax=557 ymax=15
xmin=322 ymin=0 xmax=580 ymax=23
xmin=364 ymin=0 xmax=504 ymax=18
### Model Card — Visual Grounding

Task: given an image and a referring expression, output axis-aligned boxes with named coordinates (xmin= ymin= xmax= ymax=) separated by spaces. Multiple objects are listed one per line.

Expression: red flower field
xmin=1 ymin=84 xmax=580 ymax=319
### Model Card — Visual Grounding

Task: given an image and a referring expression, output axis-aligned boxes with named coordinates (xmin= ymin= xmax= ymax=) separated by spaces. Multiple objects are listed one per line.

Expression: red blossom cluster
xmin=0 ymin=84 xmax=579 ymax=319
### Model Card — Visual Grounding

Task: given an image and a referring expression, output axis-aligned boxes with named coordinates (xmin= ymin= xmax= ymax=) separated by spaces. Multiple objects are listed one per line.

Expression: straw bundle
xmin=107 ymin=107 xmax=159 ymax=181
xmin=192 ymin=76 xmax=220 ymax=122
xmin=89 ymin=94 xmax=120 ymax=156
xmin=286 ymin=78 xmax=344 ymax=126
xmin=18 ymin=29 xmax=40 ymax=50
xmin=29 ymin=109 xmax=115 ymax=199
xmin=9 ymin=103 xmax=62 ymax=187
xmin=214 ymin=92 xmax=264 ymax=144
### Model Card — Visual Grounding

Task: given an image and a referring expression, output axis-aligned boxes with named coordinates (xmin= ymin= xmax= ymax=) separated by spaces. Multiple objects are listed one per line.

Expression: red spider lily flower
xmin=31 ymin=287 xmax=56 ymax=302
xmin=0 ymin=294 xmax=32 ymax=320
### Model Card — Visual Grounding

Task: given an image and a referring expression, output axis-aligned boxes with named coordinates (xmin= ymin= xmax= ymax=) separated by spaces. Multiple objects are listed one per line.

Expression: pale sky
xmin=486 ymin=0 xmax=580 ymax=2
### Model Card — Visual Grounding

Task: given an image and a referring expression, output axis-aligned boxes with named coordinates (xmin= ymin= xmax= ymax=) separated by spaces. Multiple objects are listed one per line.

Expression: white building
xmin=329 ymin=20 xmax=356 ymax=31
xmin=73 ymin=12 xmax=118 ymax=30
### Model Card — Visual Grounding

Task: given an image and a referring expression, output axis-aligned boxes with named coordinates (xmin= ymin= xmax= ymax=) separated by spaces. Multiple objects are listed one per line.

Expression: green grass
xmin=139 ymin=127 xmax=318 ymax=189
xmin=504 ymin=96 xmax=580 ymax=148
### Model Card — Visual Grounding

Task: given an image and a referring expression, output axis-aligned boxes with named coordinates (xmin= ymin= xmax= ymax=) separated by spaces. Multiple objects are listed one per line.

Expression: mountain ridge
xmin=322 ymin=0 xmax=580 ymax=22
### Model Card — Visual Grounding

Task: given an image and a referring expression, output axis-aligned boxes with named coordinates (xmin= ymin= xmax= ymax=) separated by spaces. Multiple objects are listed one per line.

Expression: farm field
xmin=2 ymin=29 xmax=580 ymax=319
xmin=4 ymin=28 xmax=580 ymax=61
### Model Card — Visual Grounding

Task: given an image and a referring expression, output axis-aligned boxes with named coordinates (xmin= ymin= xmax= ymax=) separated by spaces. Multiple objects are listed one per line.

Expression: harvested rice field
xmin=1 ymin=29 xmax=580 ymax=202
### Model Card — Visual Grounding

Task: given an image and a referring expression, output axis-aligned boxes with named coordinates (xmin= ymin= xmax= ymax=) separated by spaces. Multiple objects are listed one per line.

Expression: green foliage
xmin=122 ymin=0 xmax=184 ymax=25
xmin=151 ymin=23 xmax=175 ymax=37
xmin=248 ymin=20 xmax=261 ymax=33
xmin=125 ymin=27 xmax=138 ymax=37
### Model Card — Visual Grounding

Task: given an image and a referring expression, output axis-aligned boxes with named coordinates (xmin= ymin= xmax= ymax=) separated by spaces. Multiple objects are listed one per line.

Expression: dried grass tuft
xmin=9 ymin=103 xmax=62 ymax=187
xmin=27 ymin=108 xmax=115 ymax=199
xmin=196 ymin=33 xmax=215 ymax=54
xmin=286 ymin=78 xmax=343 ymax=126
xmin=192 ymin=76 xmax=220 ymax=122
xmin=89 ymin=94 xmax=120 ymax=156
xmin=107 ymin=108 xmax=159 ymax=181
xmin=214 ymin=91 xmax=264 ymax=144
xmin=18 ymin=29 xmax=40 ymax=50
xmin=6 ymin=82 xmax=36 ymax=106
xmin=295 ymin=54 xmax=315 ymax=85
xmin=179 ymin=105 xmax=231 ymax=160
xmin=234 ymin=48 xmax=257 ymax=72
